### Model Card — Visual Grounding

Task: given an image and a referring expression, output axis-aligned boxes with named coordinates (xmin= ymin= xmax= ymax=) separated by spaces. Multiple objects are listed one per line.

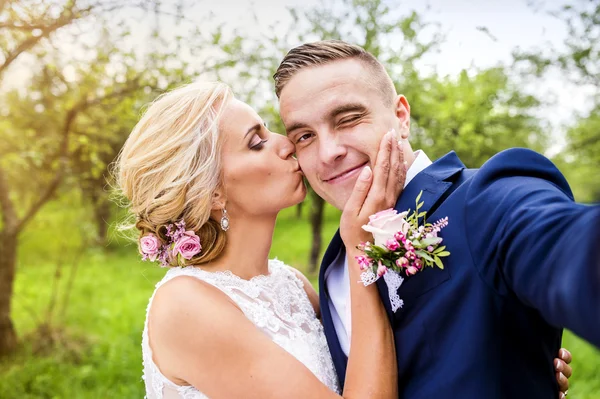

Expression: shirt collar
xmin=404 ymin=150 xmax=432 ymax=188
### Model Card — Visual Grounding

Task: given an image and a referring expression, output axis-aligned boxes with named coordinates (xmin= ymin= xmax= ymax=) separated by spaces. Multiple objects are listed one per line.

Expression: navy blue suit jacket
xmin=319 ymin=148 xmax=600 ymax=398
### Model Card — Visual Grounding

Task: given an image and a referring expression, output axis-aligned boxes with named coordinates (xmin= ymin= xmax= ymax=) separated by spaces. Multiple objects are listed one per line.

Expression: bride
xmin=115 ymin=81 xmax=572 ymax=398
xmin=115 ymin=80 xmax=401 ymax=398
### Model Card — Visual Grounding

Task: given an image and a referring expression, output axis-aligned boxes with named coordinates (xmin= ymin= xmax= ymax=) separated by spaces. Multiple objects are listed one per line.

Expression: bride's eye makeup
xmin=249 ymin=133 xmax=267 ymax=150
xmin=244 ymin=122 xmax=268 ymax=151
xmin=246 ymin=121 xmax=269 ymax=151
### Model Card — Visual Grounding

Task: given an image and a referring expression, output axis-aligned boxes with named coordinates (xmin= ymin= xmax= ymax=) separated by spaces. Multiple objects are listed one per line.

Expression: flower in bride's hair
xmin=362 ymin=209 xmax=410 ymax=247
xmin=139 ymin=234 xmax=160 ymax=261
xmin=173 ymin=231 xmax=202 ymax=260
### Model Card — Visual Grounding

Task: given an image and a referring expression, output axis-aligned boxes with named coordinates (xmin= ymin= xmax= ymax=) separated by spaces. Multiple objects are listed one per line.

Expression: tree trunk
xmin=93 ymin=198 xmax=111 ymax=246
xmin=308 ymin=192 xmax=325 ymax=274
xmin=295 ymin=201 xmax=303 ymax=219
xmin=0 ymin=231 xmax=18 ymax=356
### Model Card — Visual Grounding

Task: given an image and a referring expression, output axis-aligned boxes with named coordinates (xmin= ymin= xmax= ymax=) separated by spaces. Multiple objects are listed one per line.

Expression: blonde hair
xmin=113 ymin=81 xmax=233 ymax=266
xmin=273 ymin=40 xmax=395 ymax=104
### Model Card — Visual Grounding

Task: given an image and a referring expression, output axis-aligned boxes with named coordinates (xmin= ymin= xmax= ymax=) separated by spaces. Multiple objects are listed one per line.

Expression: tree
xmin=0 ymin=0 xmax=286 ymax=354
xmin=0 ymin=0 xmax=107 ymax=355
xmin=0 ymin=0 xmax=193 ymax=356
xmin=406 ymin=67 xmax=546 ymax=168
xmin=514 ymin=0 xmax=599 ymax=200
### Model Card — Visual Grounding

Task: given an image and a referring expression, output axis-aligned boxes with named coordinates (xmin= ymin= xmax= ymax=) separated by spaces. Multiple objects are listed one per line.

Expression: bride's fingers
xmin=343 ymin=166 xmax=373 ymax=218
xmin=362 ymin=131 xmax=393 ymax=215
xmin=385 ymin=133 xmax=405 ymax=206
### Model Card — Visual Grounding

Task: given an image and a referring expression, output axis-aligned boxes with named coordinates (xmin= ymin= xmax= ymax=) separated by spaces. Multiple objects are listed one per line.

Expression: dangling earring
xmin=220 ymin=208 xmax=230 ymax=231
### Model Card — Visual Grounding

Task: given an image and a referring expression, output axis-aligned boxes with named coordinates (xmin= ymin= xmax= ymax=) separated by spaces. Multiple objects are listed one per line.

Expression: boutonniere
xmin=355 ymin=191 xmax=450 ymax=311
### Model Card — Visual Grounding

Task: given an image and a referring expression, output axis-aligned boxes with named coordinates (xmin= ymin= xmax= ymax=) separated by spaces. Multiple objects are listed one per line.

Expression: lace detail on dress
xmin=141 ymin=259 xmax=340 ymax=398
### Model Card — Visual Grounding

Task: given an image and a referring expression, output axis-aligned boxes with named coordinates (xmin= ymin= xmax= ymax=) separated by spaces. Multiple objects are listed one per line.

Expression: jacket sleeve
xmin=465 ymin=148 xmax=600 ymax=347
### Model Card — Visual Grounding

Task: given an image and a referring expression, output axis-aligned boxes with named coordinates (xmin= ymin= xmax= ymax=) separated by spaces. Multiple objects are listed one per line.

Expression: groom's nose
xmin=319 ymin=132 xmax=347 ymax=165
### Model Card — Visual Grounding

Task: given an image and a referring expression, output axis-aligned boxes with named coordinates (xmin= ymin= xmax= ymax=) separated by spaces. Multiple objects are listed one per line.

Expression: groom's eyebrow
xmin=329 ymin=103 xmax=368 ymax=119
xmin=285 ymin=121 xmax=310 ymax=137
xmin=285 ymin=103 xmax=368 ymax=137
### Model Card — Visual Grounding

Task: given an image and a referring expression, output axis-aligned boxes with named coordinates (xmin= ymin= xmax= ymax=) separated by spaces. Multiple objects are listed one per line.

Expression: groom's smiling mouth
xmin=323 ymin=162 xmax=369 ymax=184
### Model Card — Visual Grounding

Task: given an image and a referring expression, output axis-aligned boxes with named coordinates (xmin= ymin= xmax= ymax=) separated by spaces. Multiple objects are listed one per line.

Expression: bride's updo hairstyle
xmin=114 ymin=81 xmax=233 ymax=267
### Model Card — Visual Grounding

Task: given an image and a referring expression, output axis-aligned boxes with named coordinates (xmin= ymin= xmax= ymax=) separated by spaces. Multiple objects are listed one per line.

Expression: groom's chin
xmin=329 ymin=190 xmax=353 ymax=212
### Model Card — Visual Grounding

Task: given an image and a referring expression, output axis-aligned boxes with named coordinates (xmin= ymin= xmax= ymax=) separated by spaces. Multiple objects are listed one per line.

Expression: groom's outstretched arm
xmin=465 ymin=148 xmax=600 ymax=347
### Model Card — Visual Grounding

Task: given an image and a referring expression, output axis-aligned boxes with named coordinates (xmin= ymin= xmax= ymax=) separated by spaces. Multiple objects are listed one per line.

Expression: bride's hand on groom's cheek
xmin=555 ymin=348 xmax=572 ymax=398
xmin=340 ymin=129 xmax=406 ymax=249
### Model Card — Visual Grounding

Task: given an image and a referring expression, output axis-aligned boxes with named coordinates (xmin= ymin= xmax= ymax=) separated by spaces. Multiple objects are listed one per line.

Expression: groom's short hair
xmin=273 ymin=40 xmax=396 ymax=105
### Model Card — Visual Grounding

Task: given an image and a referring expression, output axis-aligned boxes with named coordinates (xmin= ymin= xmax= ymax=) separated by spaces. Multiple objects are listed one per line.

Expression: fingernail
xmin=560 ymin=394 xmax=565 ymax=399
xmin=360 ymin=166 xmax=372 ymax=180
xmin=560 ymin=349 xmax=566 ymax=358
xmin=559 ymin=372 xmax=565 ymax=381
xmin=555 ymin=359 xmax=561 ymax=370
xmin=403 ymin=160 xmax=408 ymax=171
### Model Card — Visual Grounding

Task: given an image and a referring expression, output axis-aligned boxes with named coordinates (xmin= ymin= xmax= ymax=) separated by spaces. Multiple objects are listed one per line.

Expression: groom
xmin=274 ymin=41 xmax=598 ymax=397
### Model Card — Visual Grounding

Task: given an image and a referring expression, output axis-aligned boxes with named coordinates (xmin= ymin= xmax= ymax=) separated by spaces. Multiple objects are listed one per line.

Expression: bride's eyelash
xmin=250 ymin=138 xmax=268 ymax=151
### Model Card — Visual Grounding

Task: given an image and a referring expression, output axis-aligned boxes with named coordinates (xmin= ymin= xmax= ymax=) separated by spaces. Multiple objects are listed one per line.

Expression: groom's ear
xmin=394 ymin=95 xmax=411 ymax=138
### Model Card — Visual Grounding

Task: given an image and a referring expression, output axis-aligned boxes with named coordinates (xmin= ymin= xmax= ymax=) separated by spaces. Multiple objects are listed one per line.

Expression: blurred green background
xmin=0 ymin=0 xmax=599 ymax=398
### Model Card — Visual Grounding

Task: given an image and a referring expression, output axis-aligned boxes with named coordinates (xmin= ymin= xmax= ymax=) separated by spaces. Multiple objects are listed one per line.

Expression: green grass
xmin=1 ymin=203 xmax=599 ymax=398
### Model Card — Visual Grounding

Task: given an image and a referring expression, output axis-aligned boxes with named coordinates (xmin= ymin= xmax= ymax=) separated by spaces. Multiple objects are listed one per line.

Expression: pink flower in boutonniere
xmin=396 ymin=256 xmax=409 ymax=268
xmin=377 ymin=262 xmax=388 ymax=277
xmin=385 ymin=239 xmax=400 ymax=251
xmin=363 ymin=208 xmax=411 ymax=247
xmin=355 ymin=191 xmax=451 ymax=312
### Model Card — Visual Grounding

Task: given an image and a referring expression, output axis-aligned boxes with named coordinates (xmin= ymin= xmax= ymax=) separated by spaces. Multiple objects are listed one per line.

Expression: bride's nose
xmin=274 ymin=134 xmax=296 ymax=160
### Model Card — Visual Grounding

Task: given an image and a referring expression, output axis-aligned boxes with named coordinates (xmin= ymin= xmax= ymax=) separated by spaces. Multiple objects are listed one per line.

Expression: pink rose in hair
xmin=140 ymin=234 xmax=160 ymax=261
xmin=172 ymin=231 xmax=202 ymax=260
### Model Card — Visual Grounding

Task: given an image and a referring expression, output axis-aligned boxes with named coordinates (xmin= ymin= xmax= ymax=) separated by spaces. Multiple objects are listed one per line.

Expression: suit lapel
xmin=318 ymin=230 xmax=348 ymax=386
xmin=383 ymin=151 xmax=466 ymax=318
xmin=394 ymin=151 xmax=465 ymax=217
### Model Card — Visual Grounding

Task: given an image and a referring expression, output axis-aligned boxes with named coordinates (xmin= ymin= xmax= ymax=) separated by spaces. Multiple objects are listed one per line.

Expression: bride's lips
xmin=323 ymin=162 xmax=368 ymax=184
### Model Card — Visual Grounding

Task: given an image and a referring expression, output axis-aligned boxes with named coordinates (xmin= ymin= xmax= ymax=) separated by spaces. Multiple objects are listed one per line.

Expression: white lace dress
xmin=141 ymin=259 xmax=340 ymax=398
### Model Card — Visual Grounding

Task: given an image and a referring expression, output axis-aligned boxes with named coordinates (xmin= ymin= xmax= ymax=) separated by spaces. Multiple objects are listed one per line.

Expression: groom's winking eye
xmin=287 ymin=102 xmax=370 ymax=150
